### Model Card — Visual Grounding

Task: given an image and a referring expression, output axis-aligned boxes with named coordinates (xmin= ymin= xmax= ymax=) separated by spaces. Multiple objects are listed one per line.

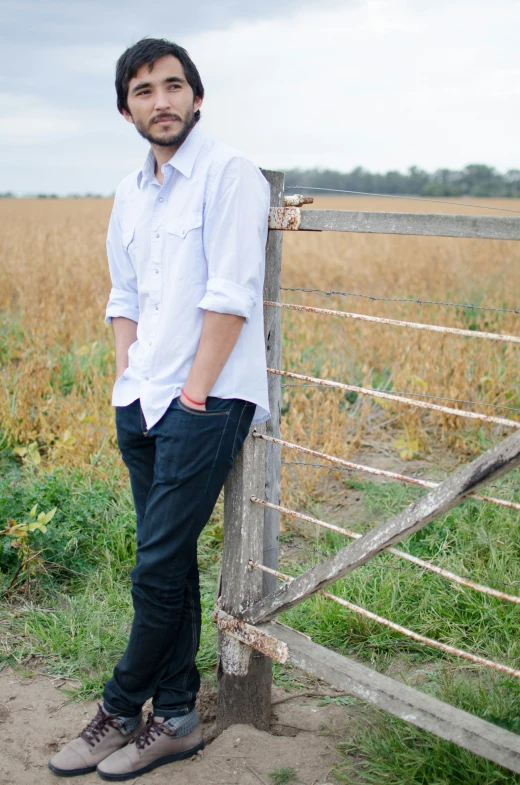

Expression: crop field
xmin=1 ymin=195 xmax=520 ymax=783
xmin=2 ymin=196 xmax=520 ymax=487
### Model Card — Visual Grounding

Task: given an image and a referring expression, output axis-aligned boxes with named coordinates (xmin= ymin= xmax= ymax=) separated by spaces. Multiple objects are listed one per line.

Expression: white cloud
xmin=0 ymin=94 xmax=80 ymax=143
xmin=48 ymin=45 xmax=122 ymax=77
xmin=182 ymin=0 xmax=520 ymax=174
xmin=1 ymin=0 xmax=520 ymax=192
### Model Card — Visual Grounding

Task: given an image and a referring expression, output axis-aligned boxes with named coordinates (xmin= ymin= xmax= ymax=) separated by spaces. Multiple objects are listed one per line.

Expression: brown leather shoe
xmin=96 ymin=713 xmax=204 ymax=781
xmin=48 ymin=704 xmax=143 ymax=777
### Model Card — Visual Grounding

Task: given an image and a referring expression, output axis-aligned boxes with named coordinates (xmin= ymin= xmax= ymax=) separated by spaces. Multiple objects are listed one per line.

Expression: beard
xmin=134 ymin=107 xmax=198 ymax=148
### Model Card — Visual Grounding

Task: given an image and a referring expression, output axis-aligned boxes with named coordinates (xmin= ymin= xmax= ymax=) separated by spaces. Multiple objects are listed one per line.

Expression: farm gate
xmin=215 ymin=170 xmax=520 ymax=774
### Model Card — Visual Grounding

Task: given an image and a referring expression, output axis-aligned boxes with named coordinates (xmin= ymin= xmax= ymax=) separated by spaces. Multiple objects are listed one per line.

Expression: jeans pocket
xmin=176 ymin=396 xmax=233 ymax=417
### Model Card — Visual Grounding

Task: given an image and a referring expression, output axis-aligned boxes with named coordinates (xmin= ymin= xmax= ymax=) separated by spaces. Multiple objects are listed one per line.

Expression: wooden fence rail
xmin=216 ymin=176 xmax=520 ymax=773
xmin=270 ymin=206 xmax=520 ymax=240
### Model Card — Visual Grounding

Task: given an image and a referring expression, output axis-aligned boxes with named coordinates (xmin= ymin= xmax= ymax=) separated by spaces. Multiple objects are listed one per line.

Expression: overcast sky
xmin=2 ymin=0 xmax=519 ymax=195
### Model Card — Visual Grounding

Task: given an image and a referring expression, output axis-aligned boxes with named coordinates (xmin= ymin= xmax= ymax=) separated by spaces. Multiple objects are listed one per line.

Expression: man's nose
xmin=153 ymin=89 xmax=171 ymax=110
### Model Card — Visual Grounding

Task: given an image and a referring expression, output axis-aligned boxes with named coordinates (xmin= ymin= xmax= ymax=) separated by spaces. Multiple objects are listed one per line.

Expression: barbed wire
xmin=280 ymin=286 xmax=520 ymax=316
xmin=280 ymin=383 xmax=520 ymax=415
xmin=268 ymin=300 xmax=520 ymax=345
xmin=284 ymin=185 xmax=520 ymax=215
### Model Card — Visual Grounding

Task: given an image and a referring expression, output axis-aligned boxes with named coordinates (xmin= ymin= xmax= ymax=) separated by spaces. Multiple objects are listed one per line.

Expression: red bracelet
xmin=181 ymin=389 xmax=206 ymax=407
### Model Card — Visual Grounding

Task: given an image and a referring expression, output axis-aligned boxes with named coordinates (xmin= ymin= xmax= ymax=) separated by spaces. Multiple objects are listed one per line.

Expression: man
xmin=49 ymin=37 xmax=270 ymax=780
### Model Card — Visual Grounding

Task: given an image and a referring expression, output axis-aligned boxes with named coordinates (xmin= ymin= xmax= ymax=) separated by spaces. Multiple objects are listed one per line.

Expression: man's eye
xmin=137 ymin=90 xmax=151 ymax=96
xmin=168 ymin=84 xmax=181 ymax=90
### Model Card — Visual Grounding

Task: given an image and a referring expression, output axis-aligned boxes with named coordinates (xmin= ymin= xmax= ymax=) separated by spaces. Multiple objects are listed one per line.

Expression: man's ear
xmin=194 ymin=94 xmax=203 ymax=113
xmin=121 ymin=108 xmax=135 ymax=125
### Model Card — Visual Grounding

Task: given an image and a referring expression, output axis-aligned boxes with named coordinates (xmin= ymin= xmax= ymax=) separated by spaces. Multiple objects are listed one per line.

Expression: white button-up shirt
xmin=105 ymin=123 xmax=271 ymax=429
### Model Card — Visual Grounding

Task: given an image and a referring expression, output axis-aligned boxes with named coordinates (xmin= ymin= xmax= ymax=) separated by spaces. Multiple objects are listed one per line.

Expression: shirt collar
xmin=137 ymin=123 xmax=207 ymax=189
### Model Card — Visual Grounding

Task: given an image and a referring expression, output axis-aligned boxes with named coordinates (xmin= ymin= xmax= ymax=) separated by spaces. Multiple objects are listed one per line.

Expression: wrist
xmin=181 ymin=389 xmax=207 ymax=407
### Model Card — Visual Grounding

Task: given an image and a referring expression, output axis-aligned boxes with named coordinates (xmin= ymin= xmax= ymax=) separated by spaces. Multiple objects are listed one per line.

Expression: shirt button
xmin=155 ymin=305 xmax=159 ymax=311
xmin=144 ymin=377 xmax=149 ymax=381
xmin=154 ymin=269 xmax=159 ymax=274
xmin=149 ymin=341 xmax=152 ymax=346
xmin=159 ymin=198 xmax=163 ymax=202
xmin=155 ymin=233 xmax=160 ymax=238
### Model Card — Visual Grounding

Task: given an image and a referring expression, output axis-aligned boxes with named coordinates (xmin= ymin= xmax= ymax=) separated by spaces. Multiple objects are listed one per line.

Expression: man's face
xmin=123 ymin=55 xmax=203 ymax=148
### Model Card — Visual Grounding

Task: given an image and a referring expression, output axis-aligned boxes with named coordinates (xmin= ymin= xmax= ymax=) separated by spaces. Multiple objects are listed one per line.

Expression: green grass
xmin=0 ymin=449 xmax=221 ymax=694
xmin=277 ymin=476 xmax=520 ymax=784
xmin=1 ymin=442 xmax=520 ymax=783
xmin=280 ymin=475 xmax=520 ymax=671
xmin=333 ymin=678 xmax=520 ymax=784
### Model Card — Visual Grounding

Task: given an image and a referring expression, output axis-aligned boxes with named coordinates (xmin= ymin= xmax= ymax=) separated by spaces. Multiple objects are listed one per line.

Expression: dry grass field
xmin=1 ymin=195 xmax=519 ymax=499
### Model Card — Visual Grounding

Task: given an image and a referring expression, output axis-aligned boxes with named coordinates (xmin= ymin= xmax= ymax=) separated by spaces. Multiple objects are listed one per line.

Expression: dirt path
xmin=0 ymin=668 xmax=351 ymax=785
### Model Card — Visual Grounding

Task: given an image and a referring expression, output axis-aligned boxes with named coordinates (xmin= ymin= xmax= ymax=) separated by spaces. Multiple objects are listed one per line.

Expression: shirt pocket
xmin=167 ymin=212 xmax=203 ymax=239
xmin=166 ymin=212 xmax=206 ymax=283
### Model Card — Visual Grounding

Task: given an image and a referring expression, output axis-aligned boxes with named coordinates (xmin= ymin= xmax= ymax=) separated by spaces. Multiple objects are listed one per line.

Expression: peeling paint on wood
xmin=219 ymin=631 xmax=252 ymax=676
xmin=268 ymin=206 xmax=301 ymax=230
xmin=216 ymin=609 xmax=289 ymax=664
xmin=283 ymin=194 xmax=314 ymax=206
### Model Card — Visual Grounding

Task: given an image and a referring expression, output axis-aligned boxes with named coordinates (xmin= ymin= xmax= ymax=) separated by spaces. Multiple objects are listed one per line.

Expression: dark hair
xmin=115 ymin=38 xmax=204 ymax=120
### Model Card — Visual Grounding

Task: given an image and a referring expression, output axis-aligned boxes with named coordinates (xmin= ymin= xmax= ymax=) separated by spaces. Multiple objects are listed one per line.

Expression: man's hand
xmin=112 ymin=316 xmax=138 ymax=380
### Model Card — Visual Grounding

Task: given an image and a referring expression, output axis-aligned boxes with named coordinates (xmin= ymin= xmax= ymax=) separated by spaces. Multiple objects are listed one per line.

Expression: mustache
xmin=151 ymin=113 xmax=182 ymax=124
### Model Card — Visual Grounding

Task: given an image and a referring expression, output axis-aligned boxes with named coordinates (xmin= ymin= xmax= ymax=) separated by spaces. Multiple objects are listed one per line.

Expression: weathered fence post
xmin=261 ymin=170 xmax=284 ymax=594
xmin=216 ymin=170 xmax=284 ymax=731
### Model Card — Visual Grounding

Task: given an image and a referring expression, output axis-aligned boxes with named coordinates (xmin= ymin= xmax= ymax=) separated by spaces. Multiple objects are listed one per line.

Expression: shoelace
xmin=131 ymin=714 xmax=174 ymax=750
xmin=80 ymin=704 xmax=120 ymax=748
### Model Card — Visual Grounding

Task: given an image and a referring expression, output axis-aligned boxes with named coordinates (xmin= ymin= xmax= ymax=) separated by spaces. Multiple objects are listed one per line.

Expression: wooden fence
xmin=215 ymin=170 xmax=520 ymax=774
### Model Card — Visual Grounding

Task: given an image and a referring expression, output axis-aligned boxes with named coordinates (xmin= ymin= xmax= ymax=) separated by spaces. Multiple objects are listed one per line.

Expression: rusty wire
xmin=249 ymin=561 xmax=520 ymax=680
xmin=279 ymin=286 xmax=520 ymax=316
xmin=268 ymin=369 xmax=520 ymax=430
xmin=265 ymin=301 xmax=520 ymax=345
xmin=283 ymin=185 xmax=520 ymax=215
xmin=250 ymin=496 xmax=520 ymax=605
xmin=253 ymin=431 xmax=520 ymax=513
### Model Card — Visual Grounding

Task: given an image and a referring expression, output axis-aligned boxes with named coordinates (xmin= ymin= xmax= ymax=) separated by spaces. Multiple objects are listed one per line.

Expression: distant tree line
xmin=0 ymin=192 xmax=104 ymax=199
xmin=284 ymin=164 xmax=520 ymax=198
xmin=2 ymin=164 xmax=519 ymax=199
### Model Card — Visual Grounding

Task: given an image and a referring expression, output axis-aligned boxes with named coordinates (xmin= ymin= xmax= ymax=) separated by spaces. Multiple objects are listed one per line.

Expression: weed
xmin=269 ymin=767 xmax=299 ymax=785
xmin=0 ymin=504 xmax=56 ymax=595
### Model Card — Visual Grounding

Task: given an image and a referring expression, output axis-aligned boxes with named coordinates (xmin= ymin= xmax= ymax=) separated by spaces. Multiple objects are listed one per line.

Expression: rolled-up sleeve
xmin=197 ymin=157 xmax=270 ymax=322
xmin=105 ymin=196 xmax=139 ymax=324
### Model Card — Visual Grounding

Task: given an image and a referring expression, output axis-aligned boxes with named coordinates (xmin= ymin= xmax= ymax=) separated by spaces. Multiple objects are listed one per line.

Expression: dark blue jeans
xmin=103 ymin=395 xmax=255 ymax=719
